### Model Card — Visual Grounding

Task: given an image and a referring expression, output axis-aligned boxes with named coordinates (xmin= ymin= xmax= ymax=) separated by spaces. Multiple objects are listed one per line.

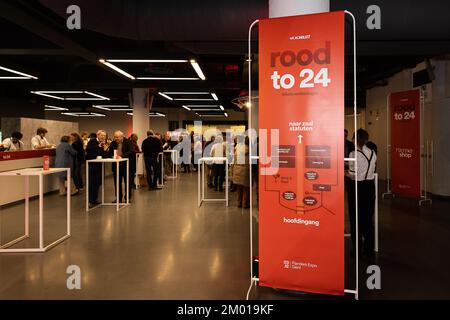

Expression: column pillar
xmin=269 ymin=0 xmax=329 ymax=18
xmin=431 ymin=60 xmax=450 ymax=196
xmin=132 ymin=88 xmax=152 ymax=142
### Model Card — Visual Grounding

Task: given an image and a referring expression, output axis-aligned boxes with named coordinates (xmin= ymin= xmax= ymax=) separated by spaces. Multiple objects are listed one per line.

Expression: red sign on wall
xmin=258 ymin=11 xmax=345 ymax=296
xmin=390 ymin=89 xmax=421 ymax=198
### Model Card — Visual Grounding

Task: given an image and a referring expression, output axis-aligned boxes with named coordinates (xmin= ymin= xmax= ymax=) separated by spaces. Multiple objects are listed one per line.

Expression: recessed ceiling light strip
xmin=158 ymin=92 xmax=174 ymax=100
xmin=99 ymin=59 xmax=136 ymax=80
xmin=190 ymin=60 xmax=206 ymax=80
xmin=0 ymin=65 xmax=38 ymax=79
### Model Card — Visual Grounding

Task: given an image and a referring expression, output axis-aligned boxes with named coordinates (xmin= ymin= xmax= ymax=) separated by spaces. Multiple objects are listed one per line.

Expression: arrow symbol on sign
xmin=298 ymin=134 xmax=303 ymax=144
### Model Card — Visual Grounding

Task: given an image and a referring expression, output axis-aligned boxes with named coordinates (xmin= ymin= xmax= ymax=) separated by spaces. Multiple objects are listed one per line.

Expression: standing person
xmin=129 ymin=133 xmax=140 ymax=189
xmin=190 ymin=131 xmax=197 ymax=172
xmin=80 ymin=132 xmax=89 ymax=149
xmin=55 ymin=136 xmax=78 ymax=196
xmin=31 ymin=127 xmax=54 ymax=150
xmin=344 ymin=129 xmax=356 ymax=253
xmin=70 ymin=132 xmax=85 ymax=190
xmin=108 ymin=131 xmax=135 ymax=202
xmin=210 ymin=135 xmax=226 ymax=191
xmin=2 ymin=131 xmax=24 ymax=151
xmin=347 ymin=128 xmax=377 ymax=258
xmin=179 ymin=135 xmax=191 ymax=173
xmin=85 ymin=130 xmax=109 ymax=208
xmin=233 ymin=136 xmax=250 ymax=208
xmin=193 ymin=134 xmax=203 ymax=171
xmin=130 ymin=133 xmax=140 ymax=153
xmin=204 ymin=135 xmax=216 ymax=188
xmin=141 ymin=130 xmax=163 ymax=190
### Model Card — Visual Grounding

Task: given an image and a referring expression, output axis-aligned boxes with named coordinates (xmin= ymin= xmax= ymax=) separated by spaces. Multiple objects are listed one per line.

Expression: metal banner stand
xmin=197 ymin=157 xmax=229 ymax=207
xmin=382 ymin=90 xmax=432 ymax=206
xmin=245 ymin=11 xmax=360 ymax=300
xmin=0 ymin=168 xmax=71 ymax=253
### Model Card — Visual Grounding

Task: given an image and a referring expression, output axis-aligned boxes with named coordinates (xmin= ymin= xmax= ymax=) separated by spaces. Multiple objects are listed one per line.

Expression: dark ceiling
xmin=0 ymin=0 xmax=449 ymax=114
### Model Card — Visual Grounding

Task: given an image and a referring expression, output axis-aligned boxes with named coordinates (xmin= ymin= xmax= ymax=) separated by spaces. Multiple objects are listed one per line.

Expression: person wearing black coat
xmin=141 ymin=130 xmax=163 ymax=189
xmin=108 ymin=130 xmax=136 ymax=201
xmin=85 ymin=130 xmax=109 ymax=208
xmin=70 ymin=132 xmax=86 ymax=190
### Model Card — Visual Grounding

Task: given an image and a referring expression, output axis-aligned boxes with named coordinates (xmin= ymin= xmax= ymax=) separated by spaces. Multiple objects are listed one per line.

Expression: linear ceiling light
xmin=190 ymin=60 xmax=206 ymax=80
xmin=61 ymin=112 xmax=105 ymax=117
xmin=45 ymin=105 xmax=68 ymax=111
xmin=182 ymin=105 xmax=191 ymax=111
xmin=107 ymin=59 xmax=188 ymax=63
xmin=93 ymin=105 xmax=131 ymax=111
xmin=31 ymin=91 xmax=64 ymax=100
xmin=185 ymin=105 xmax=221 ymax=108
xmin=127 ymin=112 xmax=166 ymax=117
xmin=158 ymin=92 xmax=174 ymax=101
xmin=224 ymin=113 xmax=228 ymax=117
xmin=0 ymin=65 xmax=38 ymax=79
xmin=150 ymin=112 xmax=166 ymax=117
xmin=219 ymin=105 xmax=224 ymax=111
xmin=211 ymin=93 xmax=219 ymax=101
xmin=174 ymin=98 xmax=214 ymax=101
xmin=31 ymin=91 xmax=109 ymax=101
xmin=136 ymin=77 xmax=199 ymax=80
xmin=164 ymin=92 xmax=210 ymax=95
xmin=191 ymin=109 xmax=222 ymax=111
xmin=99 ymin=59 xmax=135 ymax=80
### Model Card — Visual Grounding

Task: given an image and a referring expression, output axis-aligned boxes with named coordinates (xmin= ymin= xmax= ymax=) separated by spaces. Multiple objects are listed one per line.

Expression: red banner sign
xmin=258 ymin=11 xmax=345 ymax=295
xmin=390 ymin=89 xmax=421 ymax=198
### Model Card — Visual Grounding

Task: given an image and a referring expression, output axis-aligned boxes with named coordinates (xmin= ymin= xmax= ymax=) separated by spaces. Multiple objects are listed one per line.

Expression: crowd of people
xmin=1 ymin=125 xmax=378 ymax=251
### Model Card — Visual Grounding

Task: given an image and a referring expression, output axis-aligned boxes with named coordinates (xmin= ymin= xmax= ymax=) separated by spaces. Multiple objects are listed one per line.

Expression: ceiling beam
xmin=0 ymin=49 xmax=73 ymax=55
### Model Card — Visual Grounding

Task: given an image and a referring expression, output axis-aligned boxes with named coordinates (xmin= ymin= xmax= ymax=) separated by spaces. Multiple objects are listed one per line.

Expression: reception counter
xmin=0 ymin=149 xmax=58 ymax=206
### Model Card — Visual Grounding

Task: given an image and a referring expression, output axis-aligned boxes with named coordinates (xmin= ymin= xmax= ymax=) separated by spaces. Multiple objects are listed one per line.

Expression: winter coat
xmin=55 ymin=142 xmax=77 ymax=178
xmin=232 ymin=144 xmax=250 ymax=187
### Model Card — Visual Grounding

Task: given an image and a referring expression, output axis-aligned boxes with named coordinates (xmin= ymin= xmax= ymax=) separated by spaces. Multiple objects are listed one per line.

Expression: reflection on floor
xmin=0 ymin=172 xmax=449 ymax=300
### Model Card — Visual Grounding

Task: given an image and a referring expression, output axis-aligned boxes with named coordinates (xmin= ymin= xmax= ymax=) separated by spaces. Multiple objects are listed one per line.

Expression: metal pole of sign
xmin=383 ymin=94 xmax=393 ymax=199
xmin=345 ymin=10 xmax=359 ymax=300
xmin=419 ymin=90 xmax=432 ymax=206
xmin=375 ymin=173 xmax=379 ymax=252
xmin=246 ymin=19 xmax=259 ymax=301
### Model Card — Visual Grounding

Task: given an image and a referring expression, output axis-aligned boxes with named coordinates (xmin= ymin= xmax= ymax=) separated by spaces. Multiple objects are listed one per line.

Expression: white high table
xmin=198 ymin=157 xmax=229 ymax=207
xmin=86 ymin=158 xmax=129 ymax=212
xmin=163 ymin=150 xmax=179 ymax=179
xmin=0 ymin=168 xmax=71 ymax=253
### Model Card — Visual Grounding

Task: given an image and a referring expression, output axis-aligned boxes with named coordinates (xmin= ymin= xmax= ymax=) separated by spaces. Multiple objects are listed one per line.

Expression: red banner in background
xmin=390 ymin=90 xmax=421 ymax=198
xmin=258 ymin=11 xmax=345 ymax=296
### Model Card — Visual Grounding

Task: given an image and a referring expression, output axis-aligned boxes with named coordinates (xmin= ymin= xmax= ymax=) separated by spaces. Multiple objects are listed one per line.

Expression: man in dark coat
xmin=141 ymin=130 xmax=163 ymax=189
xmin=108 ymin=130 xmax=135 ymax=201
xmin=85 ymin=130 xmax=109 ymax=208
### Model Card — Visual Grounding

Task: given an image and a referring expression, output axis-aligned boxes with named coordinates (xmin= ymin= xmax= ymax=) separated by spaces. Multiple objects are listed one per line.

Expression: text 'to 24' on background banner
xmin=258 ymin=11 xmax=345 ymax=296
xmin=390 ymin=89 xmax=421 ymax=198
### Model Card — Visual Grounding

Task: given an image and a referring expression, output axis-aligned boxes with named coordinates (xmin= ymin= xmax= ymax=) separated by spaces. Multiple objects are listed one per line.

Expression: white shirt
xmin=2 ymin=138 xmax=24 ymax=151
xmin=210 ymin=142 xmax=227 ymax=164
xmin=349 ymin=145 xmax=377 ymax=181
xmin=194 ymin=140 xmax=202 ymax=153
xmin=31 ymin=135 xmax=50 ymax=150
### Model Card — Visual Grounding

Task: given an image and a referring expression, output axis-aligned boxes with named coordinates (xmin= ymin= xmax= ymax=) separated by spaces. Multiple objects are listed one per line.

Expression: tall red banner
xmin=258 ymin=12 xmax=345 ymax=295
xmin=390 ymin=90 xmax=421 ymax=198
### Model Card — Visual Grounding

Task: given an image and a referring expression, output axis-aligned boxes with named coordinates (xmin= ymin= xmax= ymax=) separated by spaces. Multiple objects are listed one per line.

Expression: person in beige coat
xmin=232 ymin=137 xmax=250 ymax=208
